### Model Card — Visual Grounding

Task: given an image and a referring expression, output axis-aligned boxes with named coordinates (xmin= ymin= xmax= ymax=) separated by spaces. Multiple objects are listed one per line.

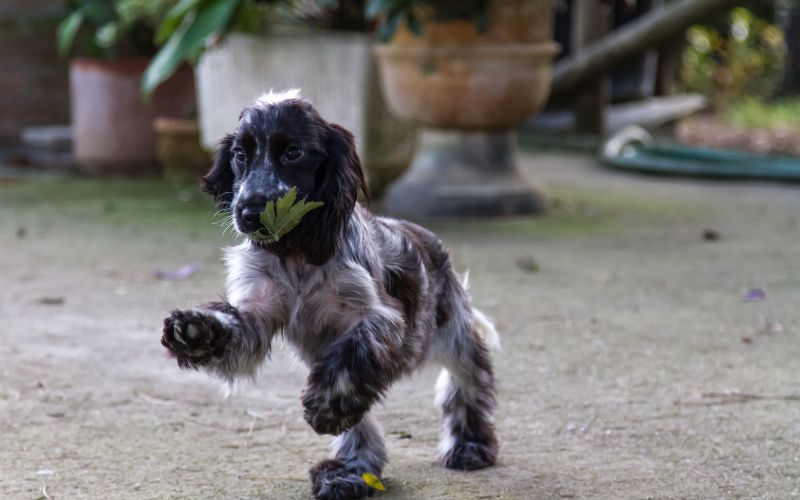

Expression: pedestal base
xmin=383 ymin=128 xmax=545 ymax=218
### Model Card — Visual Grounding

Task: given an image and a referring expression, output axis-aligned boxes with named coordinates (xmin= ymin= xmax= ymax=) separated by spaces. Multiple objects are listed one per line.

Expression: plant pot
xmin=196 ymin=33 xmax=415 ymax=197
xmin=154 ymin=117 xmax=209 ymax=182
xmin=70 ymin=58 xmax=195 ymax=175
xmin=374 ymin=0 xmax=558 ymax=217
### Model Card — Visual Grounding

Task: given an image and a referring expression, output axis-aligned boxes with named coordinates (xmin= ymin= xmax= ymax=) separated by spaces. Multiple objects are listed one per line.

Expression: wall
xmin=0 ymin=1 xmax=69 ymax=147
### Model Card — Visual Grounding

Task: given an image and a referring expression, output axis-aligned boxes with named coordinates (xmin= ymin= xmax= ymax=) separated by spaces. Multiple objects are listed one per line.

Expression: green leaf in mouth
xmin=249 ymin=187 xmax=324 ymax=243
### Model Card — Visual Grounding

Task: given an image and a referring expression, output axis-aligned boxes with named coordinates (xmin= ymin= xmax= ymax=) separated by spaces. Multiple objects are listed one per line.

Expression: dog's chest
xmin=226 ymin=244 xmax=380 ymax=359
xmin=274 ymin=258 xmax=375 ymax=355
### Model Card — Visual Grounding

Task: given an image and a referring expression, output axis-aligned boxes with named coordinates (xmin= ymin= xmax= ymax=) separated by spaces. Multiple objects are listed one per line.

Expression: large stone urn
xmin=375 ymin=0 xmax=558 ymax=217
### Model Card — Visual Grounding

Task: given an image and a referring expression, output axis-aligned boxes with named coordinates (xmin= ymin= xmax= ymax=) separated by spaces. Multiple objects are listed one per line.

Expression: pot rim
xmin=153 ymin=117 xmax=199 ymax=134
xmin=70 ymin=57 xmax=151 ymax=74
xmin=374 ymin=42 xmax=560 ymax=59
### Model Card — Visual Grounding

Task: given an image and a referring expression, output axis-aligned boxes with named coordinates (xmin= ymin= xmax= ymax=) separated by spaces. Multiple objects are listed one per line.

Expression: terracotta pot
xmin=375 ymin=0 xmax=558 ymax=128
xmin=70 ymin=58 xmax=195 ymax=175
xmin=376 ymin=0 xmax=558 ymax=217
xmin=154 ymin=117 xmax=209 ymax=182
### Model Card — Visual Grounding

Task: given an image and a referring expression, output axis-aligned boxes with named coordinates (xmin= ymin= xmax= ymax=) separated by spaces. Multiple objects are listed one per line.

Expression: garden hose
xmin=600 ymin=126 xmax=800 ymax=182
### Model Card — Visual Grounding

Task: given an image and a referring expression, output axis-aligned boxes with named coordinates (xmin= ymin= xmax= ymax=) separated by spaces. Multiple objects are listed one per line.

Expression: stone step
xmin=20 ymin=125 xmax=72 ymax=152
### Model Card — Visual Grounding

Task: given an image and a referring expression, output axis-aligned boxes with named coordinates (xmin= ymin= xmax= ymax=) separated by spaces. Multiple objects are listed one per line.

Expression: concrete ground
xmin=1 ymin=151 xmax=799 ymax=499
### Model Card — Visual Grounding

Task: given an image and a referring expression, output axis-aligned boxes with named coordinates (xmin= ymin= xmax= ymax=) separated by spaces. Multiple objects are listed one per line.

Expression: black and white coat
xmin=161 ymin=90 xmax=499 ymax=500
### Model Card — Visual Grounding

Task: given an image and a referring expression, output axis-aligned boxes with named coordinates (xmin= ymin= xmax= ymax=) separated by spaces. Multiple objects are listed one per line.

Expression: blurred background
xmin=2 ymin=0 xmax=799 ymax=197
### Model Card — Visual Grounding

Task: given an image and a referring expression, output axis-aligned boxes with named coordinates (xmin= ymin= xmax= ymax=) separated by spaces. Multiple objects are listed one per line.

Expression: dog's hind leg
xmin=310 ymin=412 xmax=386 ymax=500
xmin=431 ymin=276 xmax=499 ymax=470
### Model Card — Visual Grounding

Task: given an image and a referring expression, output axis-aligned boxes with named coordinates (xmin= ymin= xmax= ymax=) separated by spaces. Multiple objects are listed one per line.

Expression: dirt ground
xmin=1 ymin=150 xmax=799 ymax=500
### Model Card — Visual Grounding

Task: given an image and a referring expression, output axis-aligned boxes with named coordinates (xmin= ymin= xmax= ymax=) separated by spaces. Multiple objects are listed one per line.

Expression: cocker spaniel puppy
xmin=161 ymin=90 xmax=499 ymax=500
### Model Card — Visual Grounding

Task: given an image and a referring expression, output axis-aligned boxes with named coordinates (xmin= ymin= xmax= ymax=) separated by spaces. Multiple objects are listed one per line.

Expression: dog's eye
xmin=233 ymin=148 xmax=247 ymax=163
xmin=284 ymin=146 xmax=302 ymax=162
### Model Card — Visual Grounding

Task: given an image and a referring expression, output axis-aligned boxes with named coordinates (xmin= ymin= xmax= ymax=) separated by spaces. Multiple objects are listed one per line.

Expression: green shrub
xmin=141 ymin=0 xmax=360 ymax=96
xmin=724 ymin=97 xmax=800 ymax=131
xmin=57 ymin=0 xmax=177 ymax=58
xmin=680 ymin=7 xmax=786 ymax=107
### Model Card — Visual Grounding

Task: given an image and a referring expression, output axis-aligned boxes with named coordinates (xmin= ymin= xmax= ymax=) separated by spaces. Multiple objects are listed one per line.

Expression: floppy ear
xmin=289 ymin=123 xmax=369 ymax=265
xmin=324 ymin=123 xmax=369 ymax=202
xmin=201 ymin=134 xmax=236 ymax=208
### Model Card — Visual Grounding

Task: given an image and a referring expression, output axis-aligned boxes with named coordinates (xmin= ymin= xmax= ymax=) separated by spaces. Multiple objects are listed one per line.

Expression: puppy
xmin=161 ymin=90 xmax=498 ymax=500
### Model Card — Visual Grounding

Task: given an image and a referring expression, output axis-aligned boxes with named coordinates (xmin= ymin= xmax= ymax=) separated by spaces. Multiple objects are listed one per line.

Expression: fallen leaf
xmin=154 ymin=262 xmax=201 ymax=281
xmin=702 ymin=229 xmax=719 ymax=241
xmin=741 ymin=336 xmax=753 ymax=344
xmin=744 ymin=288 xmax=765 ymax=302
xmin=39 ymin=297 xmax=64 ymax=306
xmin=361 ymin=472 xmax=386 ymax=492
xmin=516 ymin=255 xmax=540 ymax=273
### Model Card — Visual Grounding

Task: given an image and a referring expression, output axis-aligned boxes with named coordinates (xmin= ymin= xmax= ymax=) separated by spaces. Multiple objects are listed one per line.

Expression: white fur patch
xmin=211 ymin=310 xmax=237 ymax=329
xmin=255 ymin=88 xmax=302 ymax=107
xmin=185 ymin=323 xmax=199 ymax=340
xmin=438 ymin=414 xmax=457 ymax=459
xmin=434 ymin=368 xmax=451 ymax=408
xmin=461 ymin=270 xmax=500 ymax=351
xmin=224 ymin=242 xmax=279 ymax=312
xmin=472 ymin=308 xmax=501 ymax=351
xmin=335 ymin=372 xmax=354 ymax=396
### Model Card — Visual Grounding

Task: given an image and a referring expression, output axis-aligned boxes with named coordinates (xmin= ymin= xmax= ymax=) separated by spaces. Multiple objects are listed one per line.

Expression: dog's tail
xmin=472 ymin=307 xmax=501 ymax=351
xmin=461 ymin=271 xmax=501 ymax=351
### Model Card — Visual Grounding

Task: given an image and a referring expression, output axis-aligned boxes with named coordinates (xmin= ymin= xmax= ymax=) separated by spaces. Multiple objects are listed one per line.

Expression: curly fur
xmin=161 ymin=91 xmax=498 ymax=500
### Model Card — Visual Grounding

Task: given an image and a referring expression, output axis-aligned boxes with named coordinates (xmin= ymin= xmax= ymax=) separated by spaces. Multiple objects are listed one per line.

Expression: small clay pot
xmin=70 ymin=58 xmax=196 ymax=175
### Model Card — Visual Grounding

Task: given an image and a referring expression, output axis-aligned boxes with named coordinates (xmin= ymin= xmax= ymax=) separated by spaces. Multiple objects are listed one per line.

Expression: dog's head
xmin=202 ymin=90 xmax=368 ymax=265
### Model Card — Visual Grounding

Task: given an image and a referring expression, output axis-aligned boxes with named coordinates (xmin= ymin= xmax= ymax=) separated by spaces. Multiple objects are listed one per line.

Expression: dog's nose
xmin=239 ymin=204 xmax=264 ymax=233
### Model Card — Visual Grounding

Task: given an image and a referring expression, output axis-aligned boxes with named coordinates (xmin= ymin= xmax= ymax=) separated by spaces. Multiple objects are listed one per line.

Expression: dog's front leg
xmin=161 ymin=301 xmax=275 ymax=383
xmin=302 ymin=312 xmax=404 ymax=436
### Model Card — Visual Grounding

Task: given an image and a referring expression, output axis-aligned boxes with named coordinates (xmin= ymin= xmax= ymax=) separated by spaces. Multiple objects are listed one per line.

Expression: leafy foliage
xmin=365 ymin=0 xmax=491 ymax=41
xmin=57 ymin=0 xmax=176 ymax=59
xmin=680 ymin=7 xmax=787 ymax=107
xmin=249 ymin=187 xmax=325 ymax=243
xmin=724 ymin=97 xmax=800 ymax=131
xmin=142 ymin=0 xmax=246 ymax=96
xmin=142 ymin=0 xmax=365 ymax=96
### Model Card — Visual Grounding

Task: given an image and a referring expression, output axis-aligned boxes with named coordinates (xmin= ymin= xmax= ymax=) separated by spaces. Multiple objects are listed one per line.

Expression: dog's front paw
xmin=310 ymin=460 xmax=373 ymax=500
xmin=301 ymin=389 xmax=367 ymax=436
xmin=161 ymin=309 xmax=230 ymax=369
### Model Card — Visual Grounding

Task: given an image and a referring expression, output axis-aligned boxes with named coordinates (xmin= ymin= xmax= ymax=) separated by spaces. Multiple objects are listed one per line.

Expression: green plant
xmin=57 ymin=0 xmax=176 ymax=58
xmin=365 ymin=0 xmax=491 ymax=41
xmin=680 ymin=7 xmax=787 ymax=106
xmin=142 ymin=0 xmax=361 ymax=96
xmin=249 ymin=187 xmax=325 ymax=243
xmin=142 ymin=0 xmax=250 ymax=95
xmin=724 ymin=97 xmax=800 ymax=131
